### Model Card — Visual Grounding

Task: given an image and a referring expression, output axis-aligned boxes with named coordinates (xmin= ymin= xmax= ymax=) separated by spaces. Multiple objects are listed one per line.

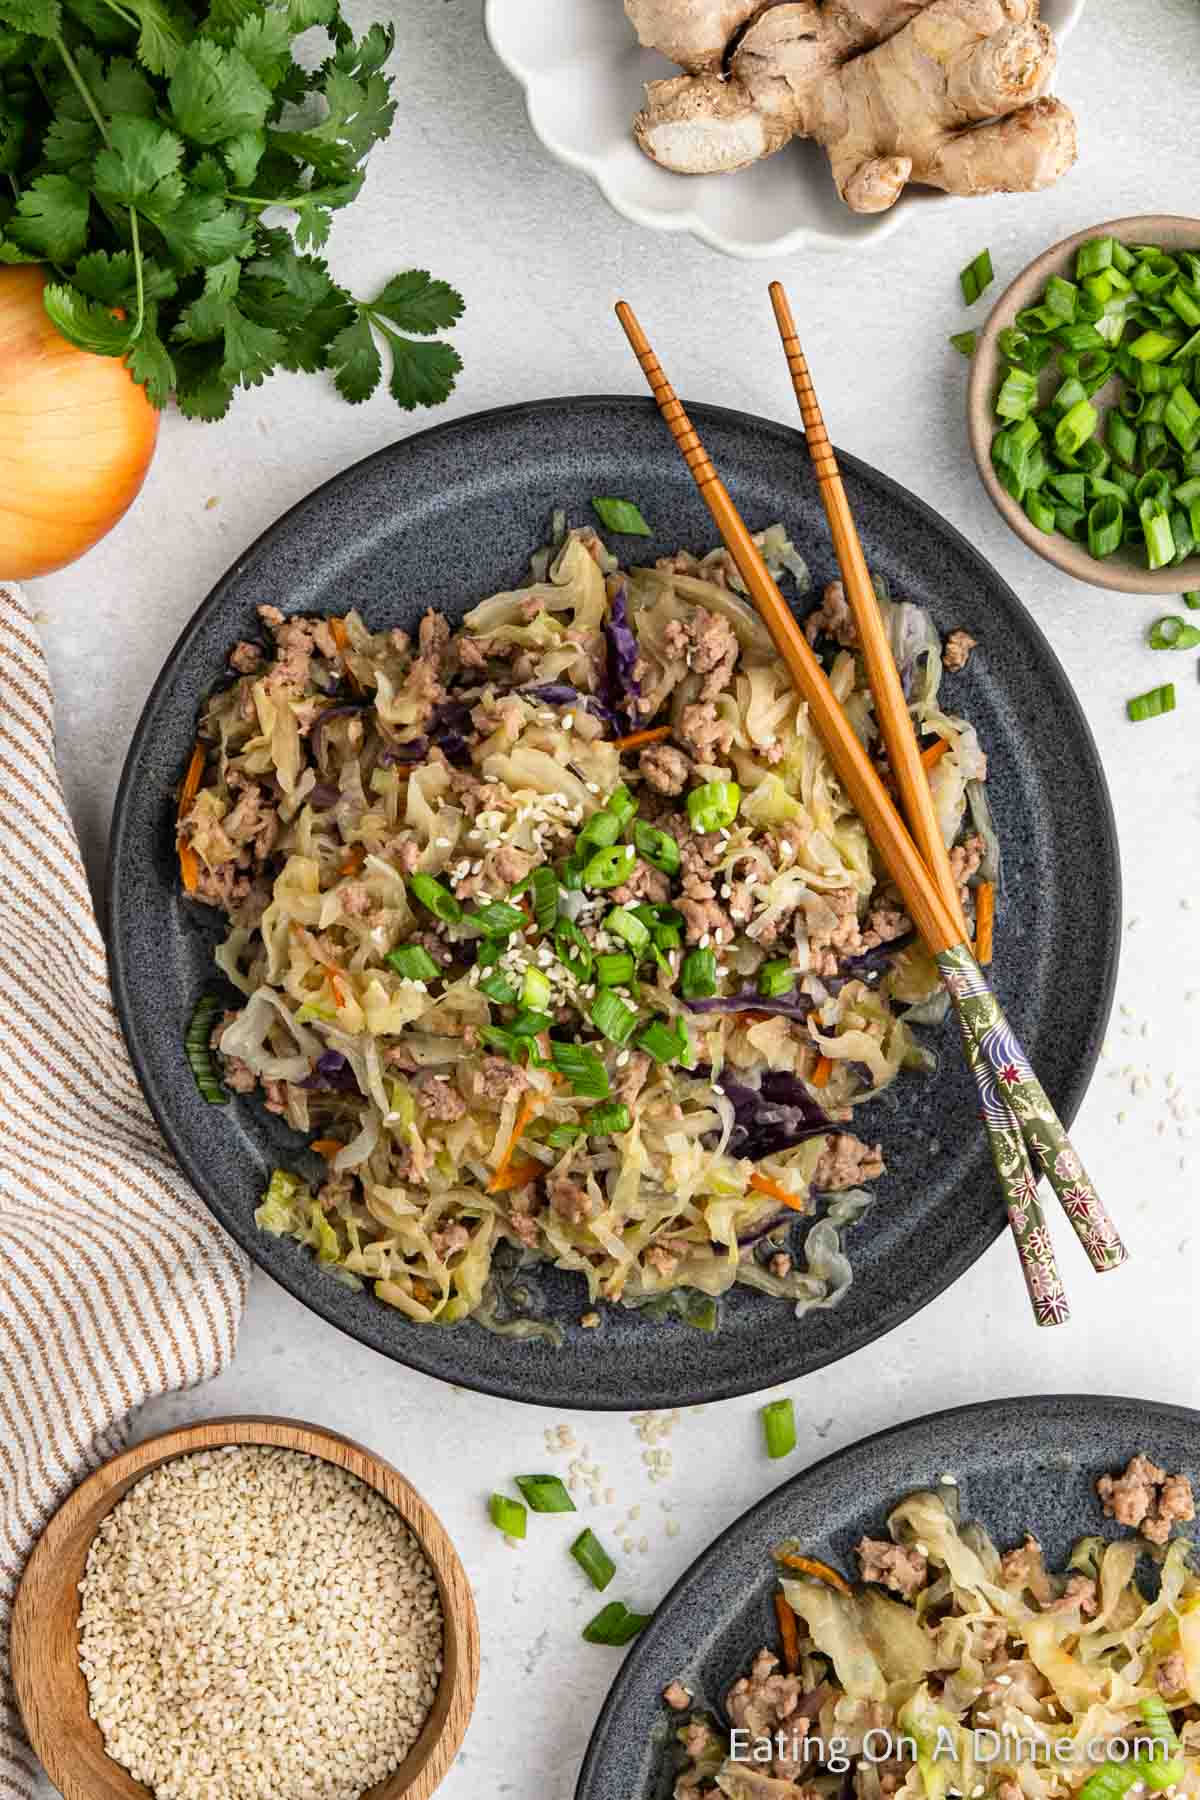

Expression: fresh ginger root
xmin=627 ymin=0 xmax=1076 ymax=212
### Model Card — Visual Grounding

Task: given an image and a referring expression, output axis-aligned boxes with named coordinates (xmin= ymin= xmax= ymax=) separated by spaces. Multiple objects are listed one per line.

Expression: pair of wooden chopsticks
xmin=615 ymin=291 xmax=1128 ymax=1327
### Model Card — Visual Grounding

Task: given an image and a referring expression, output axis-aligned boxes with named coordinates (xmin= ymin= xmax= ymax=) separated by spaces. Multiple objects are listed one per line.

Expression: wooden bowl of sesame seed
xmin=11 ymin=1416 xmax=479 ymax=1800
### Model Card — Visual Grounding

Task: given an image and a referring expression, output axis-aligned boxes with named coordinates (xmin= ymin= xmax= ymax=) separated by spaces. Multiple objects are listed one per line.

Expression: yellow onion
xmin=0 ymin=266 xmax=159 ymax=579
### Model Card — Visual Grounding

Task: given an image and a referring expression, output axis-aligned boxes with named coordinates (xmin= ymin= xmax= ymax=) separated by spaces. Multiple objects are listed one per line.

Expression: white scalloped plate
xmin=485 ymin=0 xmax=1086 ymax=260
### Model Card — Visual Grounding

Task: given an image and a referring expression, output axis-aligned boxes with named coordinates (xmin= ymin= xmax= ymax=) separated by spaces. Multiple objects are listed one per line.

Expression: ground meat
xmin=417 ymin=1078 xmax=466 ymax=1123
xmin=430 ymin=1222 xmax=469 ymax=1261
xmin=1157 ymin=1653 xmax=1186 ymax=1698
xmin=1097 ymin=1456 xmax=1195 ymax=1544
xmin=456 ymin=635 xmax=488 ymax=670
xmin=384 ymin=1045 xmax=418 ymax=1073
xmin=615 ymin=1051 xmax=652 ymax=1108
xmin=548 ymin=1176 xmax=594 ymax=1225
xmin=769 ymin=1252 xmax=792 ymax=1278
xmin=856 ymin=1537 xmax=928 ymax=1598
xmin=674 ymin=701 xmax=734 ymax=764
xmin=260 ymin=612 xmax=328 ymax=691
xmin=949 ymin=832 xmax=985 ymax=896
xmin=470 ymin=696 xmax=526 ymax=743
xmin=812 ymin=1133 xmax=885 ymax=1192
xmin=398 ymin=652 xmax=444 ymax=729
xmin=1043 ymin=1575 xmax=1097 ymax=1617
xmin=609 ymin=858 xmax=673 ymax=906
xmin=662 ymin=1681 xmax=691 ymax=1710
xmin=683 ymin=1720 xmax=717 ymax=1761
xmin=1000 ymin=1536 xmax=1053 ymax=1606
xmin=418 ymin=609 xmax=451 ymax=667
xmin=803 ymin=888 xmax=909 ymax=976
xmin=943 ymin=629 xmax=978 ymax=672
xmin=214 ymin=1012 xmax=258 ymax=1093
xmin=263 ymin=1079 xmax=288 ymax=1116
xmin=193 ymin=862 xmax=253 ymax=910
xmin=638 ymin=742 xmax=691 ymax=795
xmin=473 ymin=1057 xmax=529 ymax=1107
xmin=229 ymin=640 xmax=262 ymax=673
xmin=663 ymin=608 xmax=739 ymax=700
xmin=454 ymin=843 xmax=536 ymax=901
xmin=316 ymin=1173 xmax=353 ymax=1212
xmin=804 ymin=579 xmax=858 ymax=649
xmin=725 ymin=1648 xmax=802 ymax=1741
xmin=391 ymin=837 xmax=421 ymax=874
xmin=644 ymin=1245 xmax=678 ymax=1278
xmin=340 ymin=881 xmax=372 ymax=916
xmin=677 ymin=894 xmax=732 ymax=946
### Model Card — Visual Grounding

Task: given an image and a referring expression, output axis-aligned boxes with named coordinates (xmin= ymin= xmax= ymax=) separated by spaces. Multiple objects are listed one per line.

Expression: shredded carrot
xmin=611 ymin=724 xmax=672 ymax=752
xmin=776 ymin=1553 xmax=852 ymax=1595
xmin=321 ymin=965 xmax=346 ymax=1008
xmin=975 ymin=878 xmax=995 ymax=966
xmin=488 ymin=1095 xmax=542 ymax=1193
xmin=338 ymin=845 xmax=366 ymax=878
xmin=177 ymin=740 xmax=206 ymax=894
xmin=920 ymin=737 xmax=950 ymax=769
xmin=810 ymin=1054 xmax=833 ymax=1088
xmin=411 ymin=1279 xmax=434 ymax=1307
xmin=329 ymin=615 xmax=361 ymax=692
xmin=748 ymin=1171 xmax=806 ymax=1213
xmin=775 ymin=1591 xmax=800 ymax=1673
xmin=310 ymin=1139 xmax=343 ymax=1160
xmin=487 ymin=1158 xmax=542 ymax=1194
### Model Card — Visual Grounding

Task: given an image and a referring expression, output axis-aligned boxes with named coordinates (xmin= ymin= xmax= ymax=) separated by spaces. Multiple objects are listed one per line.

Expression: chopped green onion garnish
xmin=185 ymin=993 xmax=229 ymax=1105
xmin=1075 ymin=236 xmax=1115 ymax=279
xmin=588 ymin=1101 xmax=632 ymax=1136
xmin=408 ymin=872 xmax=462 ymax=923
xmin=653 ymin=922 xmax=682 ymax=951
xmin=949 ymin=330 xmax=976 ymax=357
xmin=590 ymin=990 xmax=638 ymax=1046
xmin=1148 ymin=615 xmax=1200 ymax=650
xmin=469 ymin=899 xmax=527 ymax=937
xmin=686 ymin=781 xmax=740 ymax=834
xmin=581 ymin=844 xmax=637 ymax=889
xmin=1183 ymin=591 xmax=1200 ymax=609
xmin=1129 ymin=328 xmax=1179 ymax=364
xmin=386 ymin=944 xmax=440 ymax=982
xmin=995 ymin=366 xmax=1036 ymax=421
xmin=959 ymin=248 xmax=994 ymax=305
xmin=757 ymin=959 xmax=796 ymax=998
xmin=1141 ymin=498 xmax=1176 ymax=569
xmin=592 ymin=497 xmax=652 ymax=536
xmin=761 ymin=1397 xmax=797 ymax=1460
xmin=1165 ymin=383 xmax=1200 ymax=452
xmin=1087 ymin=495 xmax=1124 ymax=560
xmin=510 ymin=1007 xmax=553 ymax=1036
xmin=596 ymin=951 xmax=636 ymax=987
xmin=605 ymin=906 xmax=650 ymax=952
xmin=1025 ymin=490 xmax=1056 ymax=534
xmin=550 ymin=1040 xmax=611 ymax=1097
xmin=479 ymin=971 xmax=518 ymax=1005
xmin=582 ymin=1601 xmax=651 ymax=1646
xmin=571 ymin=1528 xmax=616 ymax=1591
xmin=514 ymin=1474 xmax=576 ymax=1513
xmin=1044 ymin=274 xmax=1078 ymax=322
xmin=1055 ymin=398 xmax=1098 ymax=458
xmin=521 ymin=966 xmax=552 ymax=1012
xmin=544 ymin=1123 xmax=582 ymax=1148
xmin=578 ymin=808 xmax=622 ymax=853
xmin=632 ymin=820 xmax=681 ymax=876
xmin=1127 ymin=683 xmax=1175 ymax=722
xmin=528 ymin=865 xmax=560 ymax=934
xmin=637 ymin=1018 xmax=684 ymax=1065
xmin=680 ymin=948 xmax=717 ymax=1000
xmin=489 ymin=1493 xmax=527 ymax=1538
xmin=555 ymin=917 xmax=594 ymax=982
xmin=606 ymin=782 xmax=638 ymax=827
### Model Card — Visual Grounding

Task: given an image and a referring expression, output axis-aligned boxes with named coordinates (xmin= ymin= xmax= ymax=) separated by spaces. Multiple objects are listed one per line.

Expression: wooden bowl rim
xmin=966 ymin=212 xmax=1200 ymax=595
xmin=11 ymin=1414 xmax=480 ymax=1800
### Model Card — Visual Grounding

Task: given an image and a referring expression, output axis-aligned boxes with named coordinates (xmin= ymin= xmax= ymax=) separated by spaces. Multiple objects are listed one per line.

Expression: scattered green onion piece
xmin=949 ymin=330 xmax=976 ymax=357
xmin=605 ymin=906 xmax=650 ymax=952
xmin=996 ymin=326 xmax=1029 ymax=364
xmin=1055 ymin=506 xmax=1086 ymax=542
xmin=596 ymin=951 xmax=636 ymax=987
xmin=606 ymin=782 xmax=638 ymax=827
xmin=996 ymin=366 xmax=1037 ymax=421
xmin=544 ymin=1123 xmax=582 ymax=1148
xmin=632 ymin=820 xmax=681 ymax=876
xmin=761 ymin=1397 xmax=797 ymax=1460
xmin=1165 ymin=384 xmax=1200 ymax=452
xmin=1087 ymin=496 xmax=1124 ymax=559
xmin=515 ymin=1474 xmax=577 ymax=1513
xmin=387 ymin=943 xmax=441 ymax=983
xmin=1138 ymin=360 xmax=1175 ymax=393
xmin=571 ymin=1529 xmax=617 ymax=1591
xmin=479 ymin=971 xmax=517 ymax=1005
xmin=1055 ymin=398 xmax=1098 ymax=457
xmin=555 ymin=917 xmax=594 ymax=983
xmin=528 ymin=866 xmax=560 ymax=934
xmin=680 ymin=948 xmax=718 ymax=1000
xmin=510 ymin=1009 xmax=553 ymax=1038
xmin=1184 ymin=591 xmax=1200 ymax=609
xmin=1127 ymin=683 xmax=1175 ymax=722
xmin=1148 ymin=615 xmax=1200 ymax=650
xmin=1173 ymin=475 xmax=1200 ymax=505
xmin=637 ymin=1018 xmax=685 ymax=1065
xmin=475 ymin=937 xmax=503 ymax=971
xmin=489 ymin=1493 xmax=527 ymax=1538
xmin=757 ymin=959 xmax=796 ymax=998
xmin=1142 ymin=499 xmax=1176 ymax=569
xmin=1015 ymin=302 xmax=1058 ymax=335
xmin=1079 ymin=1766 xmax=1139 ymax=1800
xmin=1081 ymin=271 xmax=1113 ymax=307
xmin=1170 ymin=326 xmax=1200 ymax=363
xmin=1075 ymin=438 xmax=1110 ymax=476
xmin=1052 ymin=375 xmax=1087 ymax=416
xmin=1136 ymin=469 xmax=1173 ymax=508
xmin=582 ymin=844 xmax=637 ymax=889
xmin=521 ymin=966 xmax=552 ymax=1012
xmin=654 ymin=921 xmax=682 ymax=951
xmin=1075 ymin=236 xmax=1115 ymax=279
xmin=686 ymin=780 xmax=740 ymax=834
xmin=1025 ymin=491 xmax=1057 ymax=534
xmin=1044 ymin=274 xmax=1077 ymax=321
xmin=1172 ymin=506 xmax=1195 ymax=564
xmin=1049 ymin=471 xmax=1087 ymax=510
xmin=959 ymin=248 xmax=994 ymax=305
xmin=590 ymin=990 xmax=639 ymax=1047
xmin=578 ymin=808 xmax=622 ymax=853
xmin=470 ymin=899 xmax=527 ymax=938
xmin=550 ymin=1041 xmax=611 ymax=1098
xmin=592 ymin=497 xmax=652 ymax=535
xmin=185 ymin=994 xmax=229 ymax=1104
xmin=588 ymin=1101 xmax=632 ymax=1137
xmin=1129 ymin=328 xmax=1179 ymax=363
xmin=1055 ymin=322 xmax=1105 ymax=352
xmin=582 ymin=1601 xmax=651 ymax=1646
xmin=479 ymin=1024 xmax=522 ymax=1059
xmin=408 ymin=872 xmax=462 ymax=923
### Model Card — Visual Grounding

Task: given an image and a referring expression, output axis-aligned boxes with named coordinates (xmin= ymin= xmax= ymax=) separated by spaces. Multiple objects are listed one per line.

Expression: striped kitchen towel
xmin=0 ymin=583 xmax=249 ymax=1798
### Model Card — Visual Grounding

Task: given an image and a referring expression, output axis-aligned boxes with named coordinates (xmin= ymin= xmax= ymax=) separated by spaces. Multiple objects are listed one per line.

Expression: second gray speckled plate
xmin=576 ymin=1395 xmax=1200 ymax=1800
xmin=107 ymin=398 xmax=1120 ymax=1410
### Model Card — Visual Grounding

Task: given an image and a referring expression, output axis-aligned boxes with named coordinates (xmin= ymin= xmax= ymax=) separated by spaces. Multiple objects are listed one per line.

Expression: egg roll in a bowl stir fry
xmin=664 ymin=1460 xmax=1199 ymax=1800
xmin=177 ymin=513 xmax=997 ymax=1340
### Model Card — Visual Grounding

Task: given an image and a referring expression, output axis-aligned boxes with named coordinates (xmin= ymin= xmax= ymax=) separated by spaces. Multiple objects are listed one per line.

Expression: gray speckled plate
xmin=107 ymin=397 xmax=1120 ymax=1411
xmin=576 ymin=1395 xmax=1200 ymax=1800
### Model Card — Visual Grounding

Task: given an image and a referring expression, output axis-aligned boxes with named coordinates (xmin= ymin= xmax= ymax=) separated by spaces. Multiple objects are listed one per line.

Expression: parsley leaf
xmin=327 ymin=313 xmax=379 ymax=404
xmin=379 ymin=327 xmax=462 ymax=411
xmin=125 ymin=308 xmax=175 ymax=406
xmin=327 ymin=272 xmax=464 ymax=410
xmin=0 ymin=0 xmax=59 ymax=36
xmin=92 ymin=115 xmax=183 ymax=208
xmin=42 ymin=282 xmax=135 ymax=355
xmin=7 ymin=173 xmax=90 ymax=260
xmin=369 ymin=270 xmax=464 ymax=337
xmin=231 ymin=7 xmax=294 ymax=89
xmin=168 ymin=40 xmax=271 ymax=144
xmin=94 ymin=54 xmax=156 ymax=115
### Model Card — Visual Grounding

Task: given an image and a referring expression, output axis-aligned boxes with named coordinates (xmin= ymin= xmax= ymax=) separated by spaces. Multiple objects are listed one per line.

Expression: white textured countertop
xmin=27 ymin=1 xmax=1200 ymax=1795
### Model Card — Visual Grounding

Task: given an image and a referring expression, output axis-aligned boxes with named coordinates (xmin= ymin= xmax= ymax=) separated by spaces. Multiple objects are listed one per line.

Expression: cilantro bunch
xmin=0 ymin=0 xmax=464 ymax=417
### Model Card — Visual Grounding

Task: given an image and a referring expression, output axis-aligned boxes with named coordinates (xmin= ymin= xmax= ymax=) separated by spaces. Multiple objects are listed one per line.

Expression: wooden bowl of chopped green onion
xmin=967 ymin=215 xmax=1200 ymax=594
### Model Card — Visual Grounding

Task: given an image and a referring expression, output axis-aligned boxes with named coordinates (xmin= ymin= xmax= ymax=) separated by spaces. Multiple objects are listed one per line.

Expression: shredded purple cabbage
xmin=309 ymin=781 xmax=340 ymax=809
xmin=310 ymin=702 xmax=365 ymax=763
xmin=300 ymin=1050 xmax=359 ymax=1092
xmin=686 ymin=986 xmax=814 ymax=1024
xmin=736 ymin=1209 xmax=794 ymax=1248
xmin=604 ymin=580 xmax=641 ymax=732
xmin=521 ymin=683 xmax=619 ymax=731
xmin=839 ymin=929 xmax=915 ymax=983
xmin=715 ymin=1066 xmax=831 ymax=1161
xmin=378 ymin=740 xmax=427 ymax=767
xmin=378 ymin=699 xmax=472 ymax=769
